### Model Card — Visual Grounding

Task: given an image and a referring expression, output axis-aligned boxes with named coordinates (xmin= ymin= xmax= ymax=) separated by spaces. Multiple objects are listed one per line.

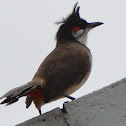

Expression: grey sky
xmin=0 ymin=0 xmax=126 ymax=125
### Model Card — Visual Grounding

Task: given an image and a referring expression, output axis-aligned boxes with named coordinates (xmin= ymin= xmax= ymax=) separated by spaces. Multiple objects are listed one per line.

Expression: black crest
xmin=56 ymin=2 xmax=81 ymax=25
xmin=56 ymin=2 xmax=86 ymax=44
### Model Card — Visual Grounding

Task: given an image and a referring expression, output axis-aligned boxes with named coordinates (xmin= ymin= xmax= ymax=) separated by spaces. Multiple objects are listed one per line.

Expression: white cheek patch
xmin=72 ymin=28 xmax=90 ymax=45
xmin=72 ymin=29 xmax=84 ymax=38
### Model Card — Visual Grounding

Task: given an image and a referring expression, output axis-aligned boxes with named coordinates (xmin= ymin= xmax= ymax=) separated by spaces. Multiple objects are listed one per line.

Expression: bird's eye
xmin=73 ymin=26 xmax=80 ymax=33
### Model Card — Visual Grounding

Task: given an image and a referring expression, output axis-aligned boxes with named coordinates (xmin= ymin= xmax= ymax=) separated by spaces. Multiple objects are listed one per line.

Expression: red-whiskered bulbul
xmin=0 ymin=3 xmax=103 ymax=115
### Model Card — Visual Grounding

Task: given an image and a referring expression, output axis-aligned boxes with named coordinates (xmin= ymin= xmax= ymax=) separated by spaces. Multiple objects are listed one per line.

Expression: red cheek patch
xmin=73 ymin=26 xmax=80 ymax=33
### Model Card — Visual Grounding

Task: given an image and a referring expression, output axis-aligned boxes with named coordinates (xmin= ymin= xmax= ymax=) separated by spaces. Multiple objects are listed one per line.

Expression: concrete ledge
xmin=17 ymin=108 xmax=67 ymax=126
xmin=17 ymin=78 xmax=126 ymax=126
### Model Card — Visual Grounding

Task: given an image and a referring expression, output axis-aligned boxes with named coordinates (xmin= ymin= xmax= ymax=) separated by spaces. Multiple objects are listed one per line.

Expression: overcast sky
xmin=0 ymin=0 xmax=126 ymax=126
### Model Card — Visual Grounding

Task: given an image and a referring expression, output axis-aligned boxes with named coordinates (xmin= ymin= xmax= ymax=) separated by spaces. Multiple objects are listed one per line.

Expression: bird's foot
xmin=61 ymin=101 xmax=69 ymax=113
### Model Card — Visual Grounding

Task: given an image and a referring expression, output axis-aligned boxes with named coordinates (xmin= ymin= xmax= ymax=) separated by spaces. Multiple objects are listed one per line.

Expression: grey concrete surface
xmin=17 ymin=78 xmax=126 ymax=126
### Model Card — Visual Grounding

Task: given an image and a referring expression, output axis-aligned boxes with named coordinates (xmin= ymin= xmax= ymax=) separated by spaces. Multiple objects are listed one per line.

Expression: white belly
xmin=64 ymin=70 xmax=91 ymax=95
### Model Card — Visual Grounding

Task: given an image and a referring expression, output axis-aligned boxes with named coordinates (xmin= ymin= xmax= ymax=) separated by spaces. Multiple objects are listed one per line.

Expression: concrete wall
xmin=17 ymin=78 xmax=126 ymax=126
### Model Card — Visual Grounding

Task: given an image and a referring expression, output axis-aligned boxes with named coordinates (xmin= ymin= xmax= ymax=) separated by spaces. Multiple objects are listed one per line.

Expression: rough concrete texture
xmin=17 ymin=78 xmax=126 ymax=126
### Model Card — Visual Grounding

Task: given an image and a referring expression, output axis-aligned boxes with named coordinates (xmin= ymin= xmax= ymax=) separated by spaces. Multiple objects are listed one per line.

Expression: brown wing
xmin=44 ymin=65 xmax=86 ymax=103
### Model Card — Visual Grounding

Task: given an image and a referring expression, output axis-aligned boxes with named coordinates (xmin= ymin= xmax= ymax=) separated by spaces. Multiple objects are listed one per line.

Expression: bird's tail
xmin=0 ymin=79 xmax=44 ymax=106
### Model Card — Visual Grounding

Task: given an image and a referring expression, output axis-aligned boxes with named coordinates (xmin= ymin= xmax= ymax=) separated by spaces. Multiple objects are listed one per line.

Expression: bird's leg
xmin=39 ymin=109 xmax=42 ymax=115
xmin=64 ymin=94 xmax=75 ymax=100
xmin=61 ymin=94 xmax=76 ymax=113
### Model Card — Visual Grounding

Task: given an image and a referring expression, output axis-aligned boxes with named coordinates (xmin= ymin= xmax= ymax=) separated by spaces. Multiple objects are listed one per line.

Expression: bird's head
xmin=56 ymin=3 xmax=103 ymax=45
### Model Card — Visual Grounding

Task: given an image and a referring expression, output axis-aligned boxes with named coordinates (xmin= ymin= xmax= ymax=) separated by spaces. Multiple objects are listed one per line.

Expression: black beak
xmin=87 ymin=22 xmax=103 ymax=29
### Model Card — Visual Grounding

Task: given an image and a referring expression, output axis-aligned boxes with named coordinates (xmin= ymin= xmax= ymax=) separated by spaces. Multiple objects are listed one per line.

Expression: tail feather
xmin=25 ymin=95 xmax=33 ymax=108
xmin=0 ymin=83 xmax=29 ymax=99
xmin=0 ymin=81 xmax=43 ymax=106
xmin=1 ymin=97 xmax=18 ymax=105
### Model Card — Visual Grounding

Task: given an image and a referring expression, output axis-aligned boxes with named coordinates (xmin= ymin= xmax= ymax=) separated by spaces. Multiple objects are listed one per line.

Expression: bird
xmin=0 ymin=3 xmax=103 ymax=115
